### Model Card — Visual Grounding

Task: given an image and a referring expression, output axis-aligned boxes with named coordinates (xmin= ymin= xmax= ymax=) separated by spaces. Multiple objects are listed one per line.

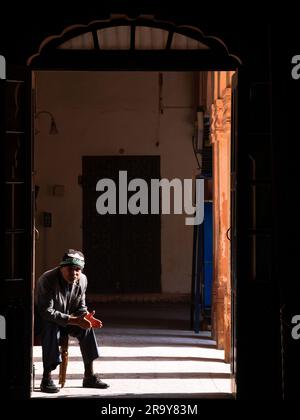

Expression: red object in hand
xmin=84 ymin=311 xmax=102 ymax=328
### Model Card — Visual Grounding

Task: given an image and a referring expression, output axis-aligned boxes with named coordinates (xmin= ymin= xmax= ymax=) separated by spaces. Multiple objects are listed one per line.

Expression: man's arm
xmin=37 ymin=276 xmax=70 ymax=327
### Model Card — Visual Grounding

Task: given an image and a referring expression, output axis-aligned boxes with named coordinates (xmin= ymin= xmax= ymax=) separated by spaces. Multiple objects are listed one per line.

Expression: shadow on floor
xmin=89 ymin=302 xmax=193 ymax=330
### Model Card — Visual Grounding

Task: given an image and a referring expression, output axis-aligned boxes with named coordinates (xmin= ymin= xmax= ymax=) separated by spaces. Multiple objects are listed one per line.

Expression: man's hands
xmin=68 ymin=311 xmax=103 ymax=329
xmin=84 ymin=310 xmax=103 ymax=328
xmin=68 ymin=313 xmax=92 ymax=329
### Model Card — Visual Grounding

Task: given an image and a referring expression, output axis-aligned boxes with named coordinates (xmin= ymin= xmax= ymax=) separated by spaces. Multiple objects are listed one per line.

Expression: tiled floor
xmin=31 ymin=303 xmax=233 ymax=399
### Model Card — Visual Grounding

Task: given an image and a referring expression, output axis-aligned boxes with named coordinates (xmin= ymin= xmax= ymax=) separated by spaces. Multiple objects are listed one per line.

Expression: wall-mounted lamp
xmin=35 ymin=110 xmax=58 ymax=135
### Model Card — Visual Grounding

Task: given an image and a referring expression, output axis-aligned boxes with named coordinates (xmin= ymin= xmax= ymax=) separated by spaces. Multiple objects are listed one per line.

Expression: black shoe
xmin=82 ymin=374 xmax=109 ymax=389
xmin=40 ymin=377 xmax=60 ymax=393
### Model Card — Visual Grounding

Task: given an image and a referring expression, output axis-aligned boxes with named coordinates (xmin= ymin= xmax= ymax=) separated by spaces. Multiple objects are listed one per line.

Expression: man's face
xmin=60 ymin=265 xmax=82 ymax=284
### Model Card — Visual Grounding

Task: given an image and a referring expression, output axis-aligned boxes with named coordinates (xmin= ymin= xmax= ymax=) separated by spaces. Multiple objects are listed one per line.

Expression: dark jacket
xmin=37 ymin=267 xmax=88 ymax=327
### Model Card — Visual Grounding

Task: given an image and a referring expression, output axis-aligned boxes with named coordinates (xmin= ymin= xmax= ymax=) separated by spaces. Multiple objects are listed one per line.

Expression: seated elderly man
xmin=37 ymin=249 xmax=109 ymax=393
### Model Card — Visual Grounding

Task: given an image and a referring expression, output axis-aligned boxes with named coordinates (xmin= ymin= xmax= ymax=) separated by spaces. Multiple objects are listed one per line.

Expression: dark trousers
xmin=41 ymin=321 xmax=100 ymax=372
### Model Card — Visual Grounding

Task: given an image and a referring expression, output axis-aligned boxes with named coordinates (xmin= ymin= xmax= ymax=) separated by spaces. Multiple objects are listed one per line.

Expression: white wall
xmin=34 ymin=71 xmax=199 ymax=293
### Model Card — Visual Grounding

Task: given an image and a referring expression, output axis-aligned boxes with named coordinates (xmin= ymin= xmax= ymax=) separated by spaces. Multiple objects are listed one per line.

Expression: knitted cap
xmin=60 ymin=249 xmax=85 ymax=269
